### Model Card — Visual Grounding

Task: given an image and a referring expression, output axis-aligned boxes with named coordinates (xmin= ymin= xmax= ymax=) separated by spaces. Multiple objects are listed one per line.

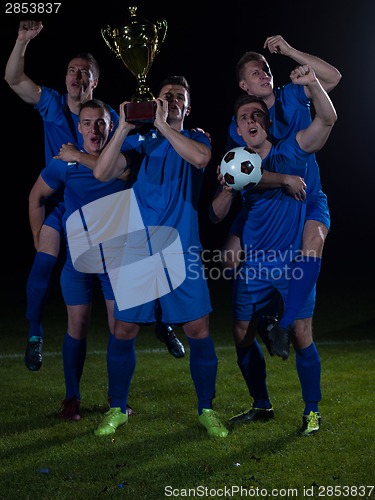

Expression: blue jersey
xmin=113 ymin=129 xmax=213 ymax=324
xmin=36 ymin=87 xmax=120 ymax=232
xmin=40 ymin=158 xmax=128 ymax=305
xmin=122 ymin=129 xmax=211 ymax=252
xmin=240 ymin=135 xmax=308 ymax=268
xmin=227 ymin=83 xmax=327 ymax=207
xmin=36 ymin=86 xmax=119 ymax=164
xmin=41 ymin=158 xmax=129 ymax=241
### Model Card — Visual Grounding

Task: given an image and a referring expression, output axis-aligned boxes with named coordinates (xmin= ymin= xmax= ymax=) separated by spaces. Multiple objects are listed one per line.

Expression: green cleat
xmin=198 ymin=409 xmax=229 ymax=438
xmin=298 ymin=411 xmax=321 ymax=436
xmin=94 ymin=407 xmax=128 ymax=436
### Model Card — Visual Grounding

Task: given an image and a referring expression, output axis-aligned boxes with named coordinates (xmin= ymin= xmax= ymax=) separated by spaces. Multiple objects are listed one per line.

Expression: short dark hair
xmin=234 ymin=94 xmax=269 ymax=124
xmin=235 ymin=51 xmax=270 ymax=82
xmin=69 ymin=52 xmax=100 ymax=79
xmin=156 ymin=75 xmax=191 ymax=105
xmin=79 ymin=98 xmax=110 ymax=118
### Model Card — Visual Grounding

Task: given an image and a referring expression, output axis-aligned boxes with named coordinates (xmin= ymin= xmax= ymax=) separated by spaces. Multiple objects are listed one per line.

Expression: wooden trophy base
xmin=125 ymin=101 xmax=156 ymax=124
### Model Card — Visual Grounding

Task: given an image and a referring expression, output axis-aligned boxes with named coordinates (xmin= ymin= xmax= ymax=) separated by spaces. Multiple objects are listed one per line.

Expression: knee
xmin=292 ymin=319 xmax=313 ymax=350
xmin=302 ymin=222 xmax=328 ymax=257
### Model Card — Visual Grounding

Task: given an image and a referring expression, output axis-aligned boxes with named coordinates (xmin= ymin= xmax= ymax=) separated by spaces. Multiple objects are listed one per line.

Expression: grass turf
xmin=0 ymin=277 xmax=374 ymax=499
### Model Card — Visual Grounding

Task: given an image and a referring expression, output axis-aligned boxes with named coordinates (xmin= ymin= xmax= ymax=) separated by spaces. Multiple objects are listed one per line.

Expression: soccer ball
xmin=220 ymin=147 xmax=263 ymax=191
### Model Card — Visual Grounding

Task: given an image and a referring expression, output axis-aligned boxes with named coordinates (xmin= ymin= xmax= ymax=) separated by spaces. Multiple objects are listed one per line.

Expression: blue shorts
xmin=233 ymin=264 xmax=315 ymax=321
xmin=114 ymin=252 xmax=212 ymax=324
xmin=43 ymin=201 xmax=65 ymax=236
xmin=305 ymin=190 xmax=330 ymax=231
xmin=60 ymin=258 xmax=114 ymax=305
xmin=230 ymin=190 xmax=330 ymax=236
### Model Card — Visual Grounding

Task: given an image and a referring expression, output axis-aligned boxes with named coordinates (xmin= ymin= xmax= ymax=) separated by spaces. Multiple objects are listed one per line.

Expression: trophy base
xmin=125 ymin=101 xmax=156 ymax=124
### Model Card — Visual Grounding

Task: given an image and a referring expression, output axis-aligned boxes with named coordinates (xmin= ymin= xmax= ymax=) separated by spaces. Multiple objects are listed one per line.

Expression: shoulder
xmin=35 ymin=87 xmax=65 ymax=113
xmin=37 ymin=86 xmax=63 ymax=104
xmin=107 ymin=104 xmax=119 ymax=125
xmin=275 ymin=83 xmax=309 ymax=105
xmin=184 ymin=129 xmax=211 ymax=148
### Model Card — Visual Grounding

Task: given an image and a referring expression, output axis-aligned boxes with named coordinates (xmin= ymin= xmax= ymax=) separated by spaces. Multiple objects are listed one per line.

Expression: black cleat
xmin=155 ymin=323 xmax=185 ymax=358
xmin=24 ymin=336 xmax=43 ymax=371
xmin=268 ymin=324 xmax=292 ymax=360
xmin=229 ymin=406 xmax=274 ymax=425
xmin=58 ymin=396 xmax=81 ymax=421
xmin=257 ymin=316 xmax=278 ymax=357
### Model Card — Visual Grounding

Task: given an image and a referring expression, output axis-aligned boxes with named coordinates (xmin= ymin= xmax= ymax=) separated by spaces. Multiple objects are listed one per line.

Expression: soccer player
xmin=28 ymin=99 xmax=131 ymax=420
xmin=212 ymin=65 xmax=337 ymax=435
xmin=4 ymin=20 xmax=184 ymax=370
xmin=223 ymin=36 xmax=341 ymax=358
xmin=92 ymin=76 xmax=229 ymax=438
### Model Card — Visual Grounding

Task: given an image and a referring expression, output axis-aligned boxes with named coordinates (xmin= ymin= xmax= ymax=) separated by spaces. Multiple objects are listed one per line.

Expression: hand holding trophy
xmin=101 ymin=6 xmax=167 ymax=123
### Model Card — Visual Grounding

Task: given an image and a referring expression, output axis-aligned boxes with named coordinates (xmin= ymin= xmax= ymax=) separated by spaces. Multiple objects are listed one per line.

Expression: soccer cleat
xmin=94 ymin=407 xmax=128 ymax=436
xmin=155 ymin=323 xmax=185 ymax=358
xmin=24 ymin=336 xmax=43 ymax=371
xmin=126 ymin=404 xmax=134 ymax=416
xmin=58 ymin=396 xmax=81 ymax=421
xmin=198 ymin=409 xmax=229 ymax=438
xmin=257 ymin=316 xmax=278 ymax=357
xmin=268 ymin=324 xmax=292 ymax=360
xmin=298 ymin=411 xmax=321 ymax=436
xmin=108 ymin=396 xmax=134 ymax=417
xmin=229 ymin=406 xmax=274 ymax=425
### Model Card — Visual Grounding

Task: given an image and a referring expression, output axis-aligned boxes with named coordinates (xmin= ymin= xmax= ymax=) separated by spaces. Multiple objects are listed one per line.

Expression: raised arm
xmin=55 ymin=142 xmax=130 ymax=181
xmin=263 ymin=35 xmax=342 ymax=94
xmin=4 ymin=20 xmax=44 ymax=104
xmin=154 ymin=98 xmax=211 ymax=169
xmin=292 ymin=65 xmax=337 ymax=153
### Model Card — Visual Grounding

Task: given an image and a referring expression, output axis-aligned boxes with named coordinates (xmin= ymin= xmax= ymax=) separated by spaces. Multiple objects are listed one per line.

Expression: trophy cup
xmin=101 ymin=6 xmax=167 ymax=123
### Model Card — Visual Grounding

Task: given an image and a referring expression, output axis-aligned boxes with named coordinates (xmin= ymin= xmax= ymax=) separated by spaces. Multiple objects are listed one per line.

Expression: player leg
xmin=293 ymin=318 xmax=322 ymax=436
xmin=154 ymin=299 xmax=185 ymax=358
xmin=221 ymin=231 xmax=280 ymax=354
xmin=292 ymin=286 xmax=322 ymax=436
xmin=95 ymin=319 xmax=140 ymax=436
xmin=100 ymin=274 xmax=135 ymax=417
xmin=183 ymin=315 xmax=228 ymax=438
xmin=269 ymin=193 xmax=330 ymax=359
xmin=279 ymin=219 xmax=328 ymax=329
xmin=25 ymin=203 xmax=65 ymax=371
xmin=229 ymin=271 xmax=275 ymax=425
xmin=58 ymin=260 xmax=92 ymax=421
xmin=161 ymin=252 xmax=228 ymax=437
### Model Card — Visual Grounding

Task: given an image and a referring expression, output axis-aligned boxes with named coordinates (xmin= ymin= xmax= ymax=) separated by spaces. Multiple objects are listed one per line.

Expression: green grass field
xmin=1 ymin=277 xmax=374 ymax=499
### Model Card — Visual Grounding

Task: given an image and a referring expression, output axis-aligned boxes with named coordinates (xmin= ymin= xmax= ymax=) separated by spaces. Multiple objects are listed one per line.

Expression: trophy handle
xmin=101 ymin=26 xmax=121 ymax=58
xmin=155 ymin=19 xmax=168 ymax=54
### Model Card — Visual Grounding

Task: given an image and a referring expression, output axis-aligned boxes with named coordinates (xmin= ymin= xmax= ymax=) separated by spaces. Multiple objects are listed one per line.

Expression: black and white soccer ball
xmin=220 ymin=147 xmax=263 ymax=191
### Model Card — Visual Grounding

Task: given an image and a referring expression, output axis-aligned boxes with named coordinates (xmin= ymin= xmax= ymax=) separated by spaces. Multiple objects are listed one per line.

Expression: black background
xmin=1 ymin=0 xmax=374 ymax=301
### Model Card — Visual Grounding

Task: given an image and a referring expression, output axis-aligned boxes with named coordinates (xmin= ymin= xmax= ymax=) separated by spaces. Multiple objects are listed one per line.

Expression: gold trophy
xmin=101 ymin=6 xmax=167 ymax=123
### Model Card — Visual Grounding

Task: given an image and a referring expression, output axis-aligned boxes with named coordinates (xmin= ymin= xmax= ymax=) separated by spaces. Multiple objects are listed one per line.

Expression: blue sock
xmin=236 ymin=341 xmax=272 ymax=409
xmin=26 ymin=252 xmax=57 ymax=339
xmin=62 ymin=332 xmax=87 ymax=401
xmin=295 ymin=342 xmax=321 ymax=414
xmin=107 ymin=335 xmax=136 ymax=414
xmin=280 ymin=257 xmax=321 ymax=328
xmin=154 ymin=300 xmax=164 ymax=328
xmin=187 ymin=336 xmax=218 ymax=415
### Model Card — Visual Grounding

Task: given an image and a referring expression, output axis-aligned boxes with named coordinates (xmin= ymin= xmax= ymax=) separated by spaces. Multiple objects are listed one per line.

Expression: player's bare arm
xmin=4 ymin=20 xmax=44 ymax=104
xmin=263 ymin=34 xmax=342 ymax=94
